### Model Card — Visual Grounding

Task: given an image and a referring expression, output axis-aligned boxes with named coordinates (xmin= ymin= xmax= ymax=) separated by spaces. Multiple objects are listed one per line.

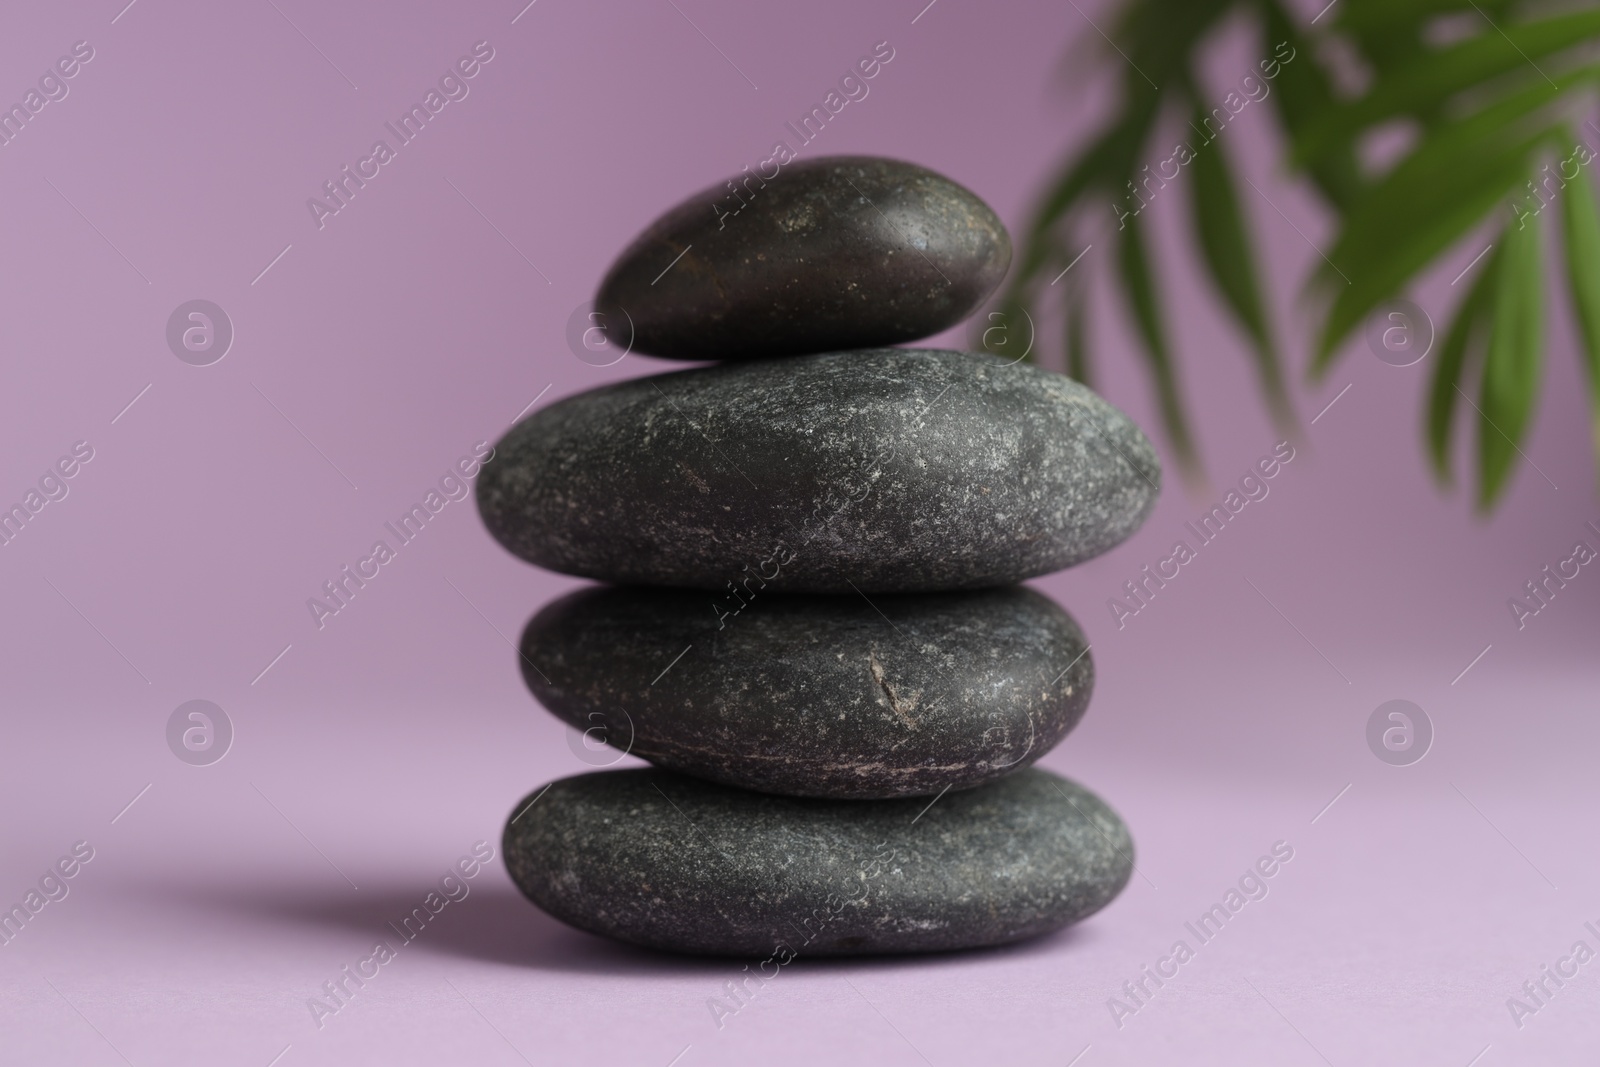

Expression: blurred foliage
xmin=992 ymin=0 xmax=1600 ymax=508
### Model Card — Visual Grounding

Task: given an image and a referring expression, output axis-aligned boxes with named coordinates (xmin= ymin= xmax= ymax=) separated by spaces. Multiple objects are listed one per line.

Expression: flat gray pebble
xmin=522 ymin=585 xmax=1093 ymax=798
xmin=503 ymin=767 xmax=1133 ymax=956
xmin=476 ymin=348 xmax=1161 ymax=592
xmin=595 ymin=155 xmax=1010 ymax=360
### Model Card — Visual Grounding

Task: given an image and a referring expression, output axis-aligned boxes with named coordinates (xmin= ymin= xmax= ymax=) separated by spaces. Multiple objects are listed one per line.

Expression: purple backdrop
xmin=2 ymin=0 xmax=1597 ymax=1064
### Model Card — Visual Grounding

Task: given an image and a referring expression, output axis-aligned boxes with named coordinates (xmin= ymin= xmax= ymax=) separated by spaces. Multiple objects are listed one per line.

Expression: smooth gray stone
xmin=476 ymin=349 xmax=1160 ymax=593
xmin=594 ymin=156 xmax=1010 ymax=360
xmin=522 ymin=585 xmax=1092 ymax=799
xmin=503 ymin=767 xmax=1133 ymax=956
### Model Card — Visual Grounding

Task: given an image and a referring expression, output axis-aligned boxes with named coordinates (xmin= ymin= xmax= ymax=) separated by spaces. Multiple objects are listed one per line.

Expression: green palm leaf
xmin=1313 ymin=144 xmax=1538 ymax=374
xmin=1003 ymin=0 xmax=1600 ymax=510
xmin=1559 ymin=163 xmax=1600 ymax=477
xmin=1294 ymin=11 xmax=1600 ymax=167
xmin=1310 ymin=70 xmax=1591 ymax=369
xmin=1426 ymin=241 xmax=1499 ymax=481
xmin=1015 ymin=99 xmax=1161 ymax=284
xmin=1262 ymin=0 xmax=1362 ymax=211
xmin=1117 ymin=210 xmax=1202 ymax=479
xmin=1064 ymin=273 xmax=1092 ymax=386
xmin=1188 ymin=117 xmax=1294 ymax=429
xmin=1338 ymin=0 xmax=1516 ymax=36
xmin=1476 ymin=207 xmax=1544 ymax=508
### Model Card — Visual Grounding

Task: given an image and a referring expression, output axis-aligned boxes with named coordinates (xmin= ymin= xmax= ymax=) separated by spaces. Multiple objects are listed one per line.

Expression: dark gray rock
xmin=522 ymin=585 xmax=1092 ymax=799
xmin=594 ymin=156 xmax=1010 ymax=360
xmin=476 ymin=348 xmax=1160 ymax=592
xmin=503 ymin=767 xmax=1133 ymax=956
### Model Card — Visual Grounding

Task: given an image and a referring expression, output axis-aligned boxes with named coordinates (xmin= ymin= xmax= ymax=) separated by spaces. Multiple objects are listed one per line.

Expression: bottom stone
xmin=503 ymin=767 xmax=1133 ymax=956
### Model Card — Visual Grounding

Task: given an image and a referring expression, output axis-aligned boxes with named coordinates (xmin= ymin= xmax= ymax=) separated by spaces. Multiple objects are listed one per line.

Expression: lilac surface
xmin=1 ymin=0 xmax=1598 ymax=1064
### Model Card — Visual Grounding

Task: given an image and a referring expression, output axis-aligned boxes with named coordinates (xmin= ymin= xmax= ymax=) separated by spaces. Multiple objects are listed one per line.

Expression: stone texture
xmin=476 ymin=348 xmax=1161 ymax=593
xmin=594 ymin=156 xmax=1010 ymax=360
xmin=503 ymin=767 xmax=1133 ymax=956
xmin=522 ymin=585 xmax=1092 ymax=799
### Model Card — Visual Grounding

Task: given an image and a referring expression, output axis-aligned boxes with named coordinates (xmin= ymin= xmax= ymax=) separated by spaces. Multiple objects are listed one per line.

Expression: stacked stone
xmin=477 ymin=156 xmax=1161 ymax=956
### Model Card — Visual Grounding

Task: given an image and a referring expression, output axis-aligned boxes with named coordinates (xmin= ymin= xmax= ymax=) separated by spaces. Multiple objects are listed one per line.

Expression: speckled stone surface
xmin=503 ymin=767 xmax=1133 ymax=956
xmin=594 ymin=156 xmax=1010 ymax=360
xmin=521 ymin=585 xmax=1092 ymax=799
xmin=476 ymin=348 xmax=1161 ymax=593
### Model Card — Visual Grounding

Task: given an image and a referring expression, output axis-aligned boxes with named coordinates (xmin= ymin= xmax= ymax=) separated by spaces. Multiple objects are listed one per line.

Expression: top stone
xmin=594 ymin=156 xmax=1011 ymax=360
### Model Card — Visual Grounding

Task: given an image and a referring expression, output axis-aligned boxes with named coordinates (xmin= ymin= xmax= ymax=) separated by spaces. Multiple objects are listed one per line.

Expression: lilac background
xmin=2 ymin=0 xmax=1598 ymax=1064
